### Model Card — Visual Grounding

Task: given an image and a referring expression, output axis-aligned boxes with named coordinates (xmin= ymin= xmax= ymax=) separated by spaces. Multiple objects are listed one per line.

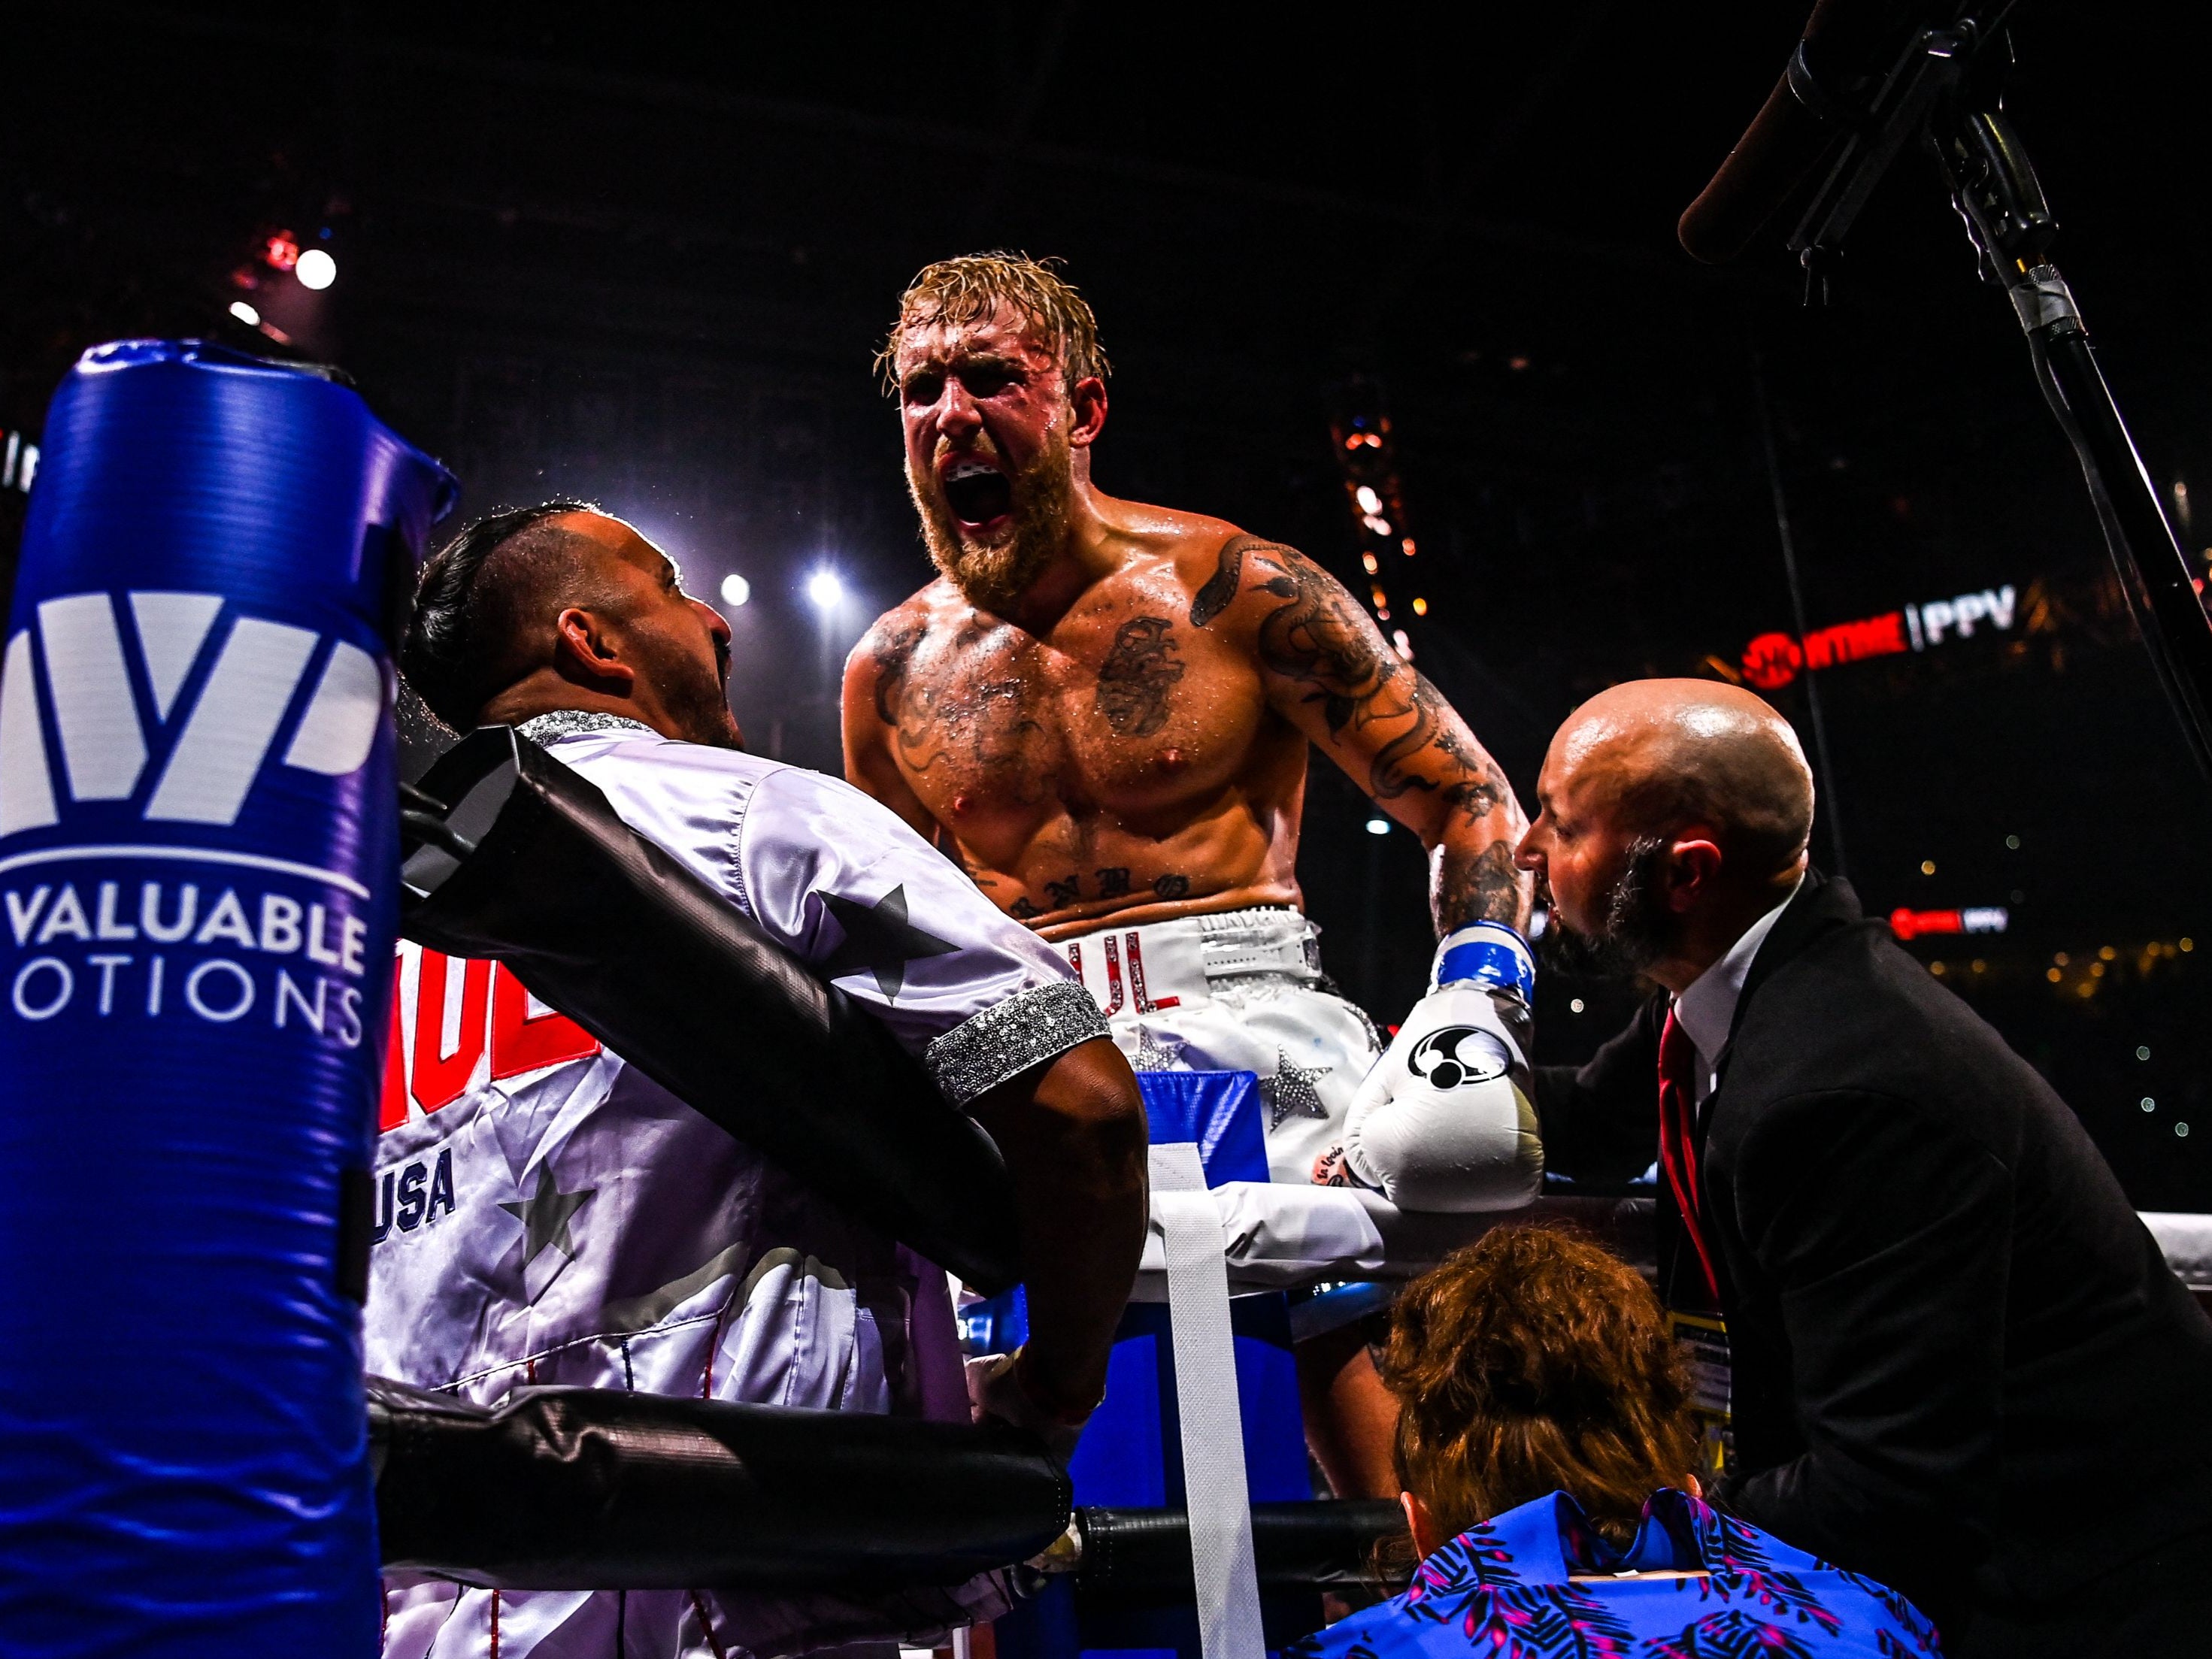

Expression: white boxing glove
xmin=1332 ymin=921 xmax=1544 ymax=1212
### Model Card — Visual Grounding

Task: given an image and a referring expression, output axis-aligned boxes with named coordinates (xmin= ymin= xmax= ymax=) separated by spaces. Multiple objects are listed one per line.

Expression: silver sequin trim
xmin=925 ymin=979 xmax=1108 ymax=1107
xmin=516 ymin=709 xmax=659 ymax=743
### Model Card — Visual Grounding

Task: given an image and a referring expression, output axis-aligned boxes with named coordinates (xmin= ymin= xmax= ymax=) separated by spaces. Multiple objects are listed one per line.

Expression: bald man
xmin=1517 ymin=680 xmax=2212 ymax=1658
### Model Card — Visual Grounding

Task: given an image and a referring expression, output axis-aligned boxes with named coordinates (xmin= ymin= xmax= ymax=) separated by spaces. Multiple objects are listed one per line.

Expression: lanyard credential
xmin=1666 ymin=1307 xmax=1734 ymax=1482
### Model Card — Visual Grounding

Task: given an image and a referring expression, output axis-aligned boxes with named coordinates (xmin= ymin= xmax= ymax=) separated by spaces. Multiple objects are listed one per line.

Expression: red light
xmin=263 ymin=232 xmax=299 ymax=271
xmin=1741 ymin=631 xmax=1803 ymax=690
xmin=1804 ymin=610 xmax=1908 ymax=670
xmin=1890 ymin=908 xmax=1965 ymax=941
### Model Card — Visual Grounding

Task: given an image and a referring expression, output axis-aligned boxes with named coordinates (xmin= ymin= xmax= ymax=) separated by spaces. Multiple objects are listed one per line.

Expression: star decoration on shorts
xmin=498 ymin=1162 xmax=595 ymax=1266
xmin=1129 ymin=1025 xmax=1186 ymax=1074
xmin=1261 ymin=1049 xmax=1334 ymax=1128
xmin=817 ymin=884 xmax=957 ymax=1001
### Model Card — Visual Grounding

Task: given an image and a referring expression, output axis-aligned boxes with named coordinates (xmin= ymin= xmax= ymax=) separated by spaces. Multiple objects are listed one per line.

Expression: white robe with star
xmin=371 ymin=714 xmax=1098 ymax=1659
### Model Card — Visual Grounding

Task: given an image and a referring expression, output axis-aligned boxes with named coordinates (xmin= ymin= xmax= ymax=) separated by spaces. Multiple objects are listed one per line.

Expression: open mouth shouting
xmin=939 ymin=454 xmax=1014 ymax=533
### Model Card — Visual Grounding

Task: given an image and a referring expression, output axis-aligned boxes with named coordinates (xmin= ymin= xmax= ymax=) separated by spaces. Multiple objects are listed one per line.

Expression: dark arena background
xmin=5 ymin=2 xmax=2208 ymax=1210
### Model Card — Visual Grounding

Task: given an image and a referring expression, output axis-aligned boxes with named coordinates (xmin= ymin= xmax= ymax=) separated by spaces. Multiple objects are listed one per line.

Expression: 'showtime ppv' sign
xmin=1744 ymin=583 xmax=2018 ymax=690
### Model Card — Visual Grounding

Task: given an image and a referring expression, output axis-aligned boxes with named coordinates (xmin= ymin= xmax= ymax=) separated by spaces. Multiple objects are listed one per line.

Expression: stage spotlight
xmin=720 ymin=573 xmax=752 ymax=607
xmin=1365 ymin=817 xmax=1391 ymax=836
xmin=295 ymin=249 xmax=337 ymax=290
xmin=229 ymin=301 xmax=261 ymax=327
xmin=807 ymin=570 xmax=844 ymax=610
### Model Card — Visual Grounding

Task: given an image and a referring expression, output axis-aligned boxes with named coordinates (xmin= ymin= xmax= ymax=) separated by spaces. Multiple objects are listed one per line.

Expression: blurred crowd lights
xmin=1329 ymin=391 xmax=1424 ymax=651
xmin=719 ymin=574 xmax=751 ymax=608
xmin=244 ymin=229 xmax=335 ymax=296
xmin=806 ymin=570 xmax=844 ymax=610
xmin=1922 ymin=935 xmax=2203 ymax=1004
xmin=2 ymin=428 xmax=39 ymax=496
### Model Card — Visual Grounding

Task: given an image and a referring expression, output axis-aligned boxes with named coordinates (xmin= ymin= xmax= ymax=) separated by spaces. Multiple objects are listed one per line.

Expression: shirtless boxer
xmin=379 ymin=503 xmax=1147 ymax=1659
xmin=843 ymin=253 xmax=1544 ymax=1495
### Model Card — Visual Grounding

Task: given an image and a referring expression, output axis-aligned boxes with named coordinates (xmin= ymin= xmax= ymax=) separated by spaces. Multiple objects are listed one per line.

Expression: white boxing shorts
xmin=1059 ymin=906 xmax=1381 ymax=1187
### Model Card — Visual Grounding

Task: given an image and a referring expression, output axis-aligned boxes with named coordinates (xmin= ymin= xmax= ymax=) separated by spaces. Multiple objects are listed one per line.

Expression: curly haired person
xmin=1295 ymin=1228 xmax=1938 ymax=1659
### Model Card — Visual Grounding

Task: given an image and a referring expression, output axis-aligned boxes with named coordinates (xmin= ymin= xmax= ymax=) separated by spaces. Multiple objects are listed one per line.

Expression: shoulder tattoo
xmin=868 ymin=619 xmax=926 ymax=725
xmin=1190 ymin=534 xmax=1255 ymax=628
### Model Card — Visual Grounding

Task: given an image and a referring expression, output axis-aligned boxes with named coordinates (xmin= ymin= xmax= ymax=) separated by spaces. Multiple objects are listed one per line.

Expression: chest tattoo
xmin=894 ymin=672 xmax=1043 ymax=778
xmin=1094 ymin=616 xmax=1186 ymax=737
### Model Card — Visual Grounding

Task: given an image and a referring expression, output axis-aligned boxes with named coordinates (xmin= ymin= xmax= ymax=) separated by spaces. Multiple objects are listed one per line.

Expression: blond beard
xmin=908 ymin=428 xmax=1075 ymax=616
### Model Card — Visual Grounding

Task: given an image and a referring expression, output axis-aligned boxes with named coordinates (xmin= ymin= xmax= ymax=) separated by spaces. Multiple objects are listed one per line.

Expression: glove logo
xmin=1406 ymin=1025 xmax=1512 ymax=1089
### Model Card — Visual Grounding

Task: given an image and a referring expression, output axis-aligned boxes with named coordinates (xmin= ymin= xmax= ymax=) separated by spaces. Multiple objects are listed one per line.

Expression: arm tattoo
xmin=1095 ymin=616 xmax=1186 ymax=737
xmin=1238 ymin=544 xmax=1513 ymax=816
xmin=1435 ymin=723 xmax=1507 ymax=822
xmin=1365 ymin=676 xmax=1509 ymax=809
xmin=1436 ymin=842 xmax=1523 ymax=931
xmin=1247 ymin=545 xmax=1395 ymax=740
xmin=1444 ymin=777 xmax=1507 ymax=820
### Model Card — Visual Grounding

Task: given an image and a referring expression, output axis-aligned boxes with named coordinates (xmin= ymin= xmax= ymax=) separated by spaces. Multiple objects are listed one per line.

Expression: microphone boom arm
xmin=1782 ymin=8 xmax=2212 ymax=783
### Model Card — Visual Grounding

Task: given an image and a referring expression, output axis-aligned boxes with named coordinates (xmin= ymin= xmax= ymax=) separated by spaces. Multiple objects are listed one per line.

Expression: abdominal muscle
xmin=950 ymin=765 xmax=1308 ymax=940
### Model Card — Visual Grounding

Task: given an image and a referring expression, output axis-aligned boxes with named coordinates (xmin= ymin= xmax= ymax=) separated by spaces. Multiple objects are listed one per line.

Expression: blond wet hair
xmin=878 ymin=250 xmax=1111 ymax=395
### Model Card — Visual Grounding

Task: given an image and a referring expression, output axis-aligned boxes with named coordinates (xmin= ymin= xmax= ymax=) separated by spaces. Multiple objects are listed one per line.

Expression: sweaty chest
xmin=889 ymin=612 xmax=1260 ymax=816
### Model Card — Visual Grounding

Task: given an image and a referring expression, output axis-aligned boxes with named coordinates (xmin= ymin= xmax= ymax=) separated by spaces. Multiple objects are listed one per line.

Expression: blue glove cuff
xmin=1432 ymin=922 xmax=1535 ymax=1001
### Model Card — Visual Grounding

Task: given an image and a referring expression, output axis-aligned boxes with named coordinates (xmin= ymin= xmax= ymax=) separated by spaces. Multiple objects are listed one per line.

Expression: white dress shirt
xmin=1669 ymin=874 xmax=1805 ymax=1104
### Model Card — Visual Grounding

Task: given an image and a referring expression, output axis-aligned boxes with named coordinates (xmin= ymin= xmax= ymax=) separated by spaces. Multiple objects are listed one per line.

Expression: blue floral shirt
xmin=1292 ymin=1488 xmax=1941 ymax=1659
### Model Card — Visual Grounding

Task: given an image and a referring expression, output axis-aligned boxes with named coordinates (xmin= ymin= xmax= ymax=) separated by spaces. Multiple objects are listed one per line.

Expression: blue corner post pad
xmin=1434 ymin=919 xmax=1535 ymax=1001
xmin=1135 ymin=1069 xmax=1271 ymax=1185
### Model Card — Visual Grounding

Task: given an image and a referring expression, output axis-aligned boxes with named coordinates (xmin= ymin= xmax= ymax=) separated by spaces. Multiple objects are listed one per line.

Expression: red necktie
xmin=1658 ymin=1009 xmax=1722 ymax=1306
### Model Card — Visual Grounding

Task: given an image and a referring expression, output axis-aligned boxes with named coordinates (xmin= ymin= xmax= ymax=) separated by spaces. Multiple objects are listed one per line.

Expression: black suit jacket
xmin=1537 ymin=871 xmax=2212 ymax=1630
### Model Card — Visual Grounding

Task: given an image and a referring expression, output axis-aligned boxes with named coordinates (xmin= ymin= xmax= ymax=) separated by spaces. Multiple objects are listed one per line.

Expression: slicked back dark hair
xmin=401 ymin=499 xmax=598 ymax=732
